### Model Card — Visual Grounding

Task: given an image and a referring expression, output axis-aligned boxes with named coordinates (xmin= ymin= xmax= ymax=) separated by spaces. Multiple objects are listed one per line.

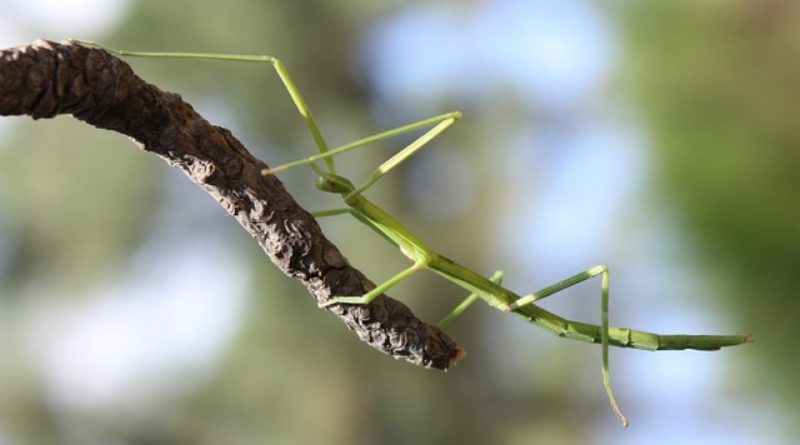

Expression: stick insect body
xmin=82 ymin=41 xmax=749 ymax=427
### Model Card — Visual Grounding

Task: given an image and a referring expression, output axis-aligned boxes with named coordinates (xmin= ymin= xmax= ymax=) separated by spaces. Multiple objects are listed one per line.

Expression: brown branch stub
xmin=0 ymin=39 xmax=463 ymax=370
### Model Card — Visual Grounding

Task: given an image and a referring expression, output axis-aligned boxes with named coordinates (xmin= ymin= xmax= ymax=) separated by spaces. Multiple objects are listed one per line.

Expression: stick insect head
xmin=315 ymin=172 xmax=355 ymax=195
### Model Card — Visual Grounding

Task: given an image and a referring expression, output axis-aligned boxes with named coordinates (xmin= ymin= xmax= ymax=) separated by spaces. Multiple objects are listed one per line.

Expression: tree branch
xmin=0 ymin=39 xmax=463 ymax=370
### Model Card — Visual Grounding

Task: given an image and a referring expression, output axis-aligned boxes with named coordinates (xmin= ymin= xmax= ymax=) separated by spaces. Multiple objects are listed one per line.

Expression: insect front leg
xmin=262 ymin=112 xmax=461 ymax=184
xmin=345 ymin=113 xmax=460 ymax=199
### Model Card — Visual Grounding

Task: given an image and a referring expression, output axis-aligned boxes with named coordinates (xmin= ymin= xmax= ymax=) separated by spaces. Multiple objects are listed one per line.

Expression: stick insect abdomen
xmin=512 ymin=305 xmax=748 ymax=351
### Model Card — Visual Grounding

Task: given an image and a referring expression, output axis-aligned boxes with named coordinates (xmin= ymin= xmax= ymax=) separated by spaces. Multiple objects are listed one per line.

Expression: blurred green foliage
xmin=614 ymin=0 xmax=800 ymax=429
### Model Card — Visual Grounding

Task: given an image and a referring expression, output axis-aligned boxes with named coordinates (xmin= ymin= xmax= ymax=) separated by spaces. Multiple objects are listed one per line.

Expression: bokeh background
xmin=0 ymin=0 xmax=797 ymax=444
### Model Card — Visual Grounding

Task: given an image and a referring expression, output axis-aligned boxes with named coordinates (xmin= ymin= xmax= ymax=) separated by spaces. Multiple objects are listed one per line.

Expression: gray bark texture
xmin=0 ymin=39 xmax=463 ymax=370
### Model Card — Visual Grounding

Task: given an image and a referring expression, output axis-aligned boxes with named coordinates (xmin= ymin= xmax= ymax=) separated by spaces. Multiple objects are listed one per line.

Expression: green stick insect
xmin=82 ymin=41 xmax=749 ymax=427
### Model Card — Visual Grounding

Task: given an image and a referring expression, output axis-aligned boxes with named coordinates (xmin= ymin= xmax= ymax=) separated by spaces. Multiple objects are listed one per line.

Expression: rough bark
xmin=0 ymin=39 xmax=463 ymax=370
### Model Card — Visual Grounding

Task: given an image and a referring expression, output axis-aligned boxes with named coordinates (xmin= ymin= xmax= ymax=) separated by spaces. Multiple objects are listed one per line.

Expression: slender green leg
xmin=269 ymin=57 xmax=333 ymax=173
xmin=346 ymin=115 xmax=460 ymax=199
xmin=437 ymin=270 xmax=504 ymax=328
xmin=81 ymin=42 xmax=461 ymax=197
xmin=503 ymin=264 xmax=627 ymax=426
xmin=77 ymin=40 xmax=335 ymax=174
xmin=262 ymin=112 xmax=461 ymax=175
xmin=507 ymin=265 xmax=608 ymax=309
xmin=600 ymin=270 xmax=627 ymax=427
xmin=319 ymin=259 xmax=429 ymax=308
